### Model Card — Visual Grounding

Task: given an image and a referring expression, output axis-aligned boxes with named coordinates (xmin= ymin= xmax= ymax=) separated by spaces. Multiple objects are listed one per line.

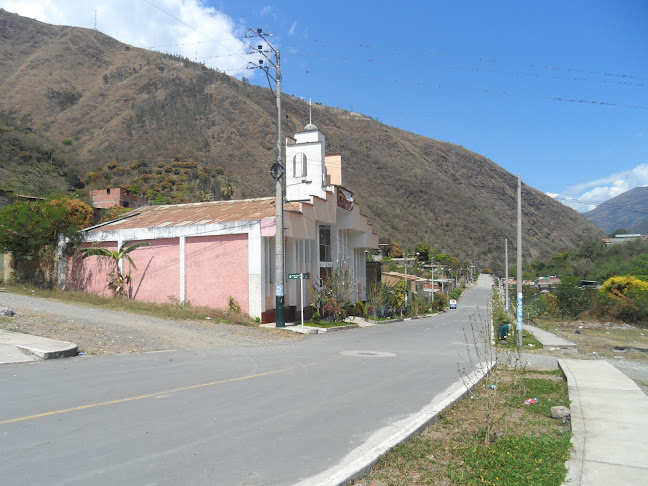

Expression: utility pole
xmin=516 ymin=175 xmax=523 ymax=349
xmin=247 ymin=28 xmax=285 ymax=327
xmin=430 ymin=258 xmax=435 ymax=305
xmin=505 ymin=237 xmax=509 ymax=312
xmin=404 ymin=256 xmax=409 ymax=309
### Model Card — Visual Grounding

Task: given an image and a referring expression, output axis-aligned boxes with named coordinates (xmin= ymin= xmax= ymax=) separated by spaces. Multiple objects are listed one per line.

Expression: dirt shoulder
xmin=0 ymin=292 xmax=302 ymax=355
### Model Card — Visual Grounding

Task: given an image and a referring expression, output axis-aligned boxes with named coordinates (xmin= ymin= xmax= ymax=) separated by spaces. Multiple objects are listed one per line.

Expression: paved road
xmin=0 ymin=280 xmax=492 ymax=485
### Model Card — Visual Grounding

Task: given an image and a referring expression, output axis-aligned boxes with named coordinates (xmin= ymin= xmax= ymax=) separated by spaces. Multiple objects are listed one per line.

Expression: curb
xmin=16 ymin=342 xmax=78 ymax=360
xmin=311 ymin=323 xmax=360 ymax=333
xmin=295 ymin=360 xmax=496 ymax=486
xmin=558 ymin=359 xmax=585 ymax=486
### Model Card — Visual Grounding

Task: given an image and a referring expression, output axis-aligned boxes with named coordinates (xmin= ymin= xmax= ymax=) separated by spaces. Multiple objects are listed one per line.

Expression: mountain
xmin=584 ymin=186 xmax=648 ymax=235
xmin=0 ymin=9 xmax=604 ymax=269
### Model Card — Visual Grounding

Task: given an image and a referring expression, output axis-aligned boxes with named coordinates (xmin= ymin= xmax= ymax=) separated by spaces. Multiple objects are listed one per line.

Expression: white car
xmin=449 ymin=299 xmax=457 ymax=309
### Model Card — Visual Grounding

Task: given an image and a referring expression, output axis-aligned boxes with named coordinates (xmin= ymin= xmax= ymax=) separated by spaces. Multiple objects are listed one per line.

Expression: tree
xmin=0 ymin=198 xmax=93 ymax=268
xmin=80 ymin=241 xmax=150 ymax=297
xmin=99 ymin=206 xmax=134 ymax=223
xmin=600 ymin=276 xmax=648 ymax=299
xmin=220 ymin=182 xmax=234 ymax=200
xmin=414 ymin=243 xmax=430 ymax=262
xmin=554 ymin=283 xmax=593 ymax=319
xmin=390 ymin=242 xmax=403 ymax=258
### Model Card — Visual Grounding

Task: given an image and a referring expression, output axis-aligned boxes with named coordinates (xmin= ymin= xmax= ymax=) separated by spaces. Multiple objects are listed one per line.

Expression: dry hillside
xmin=585 ymin=186 xmax=648 ymax=234
xmin=0 ymin=9 xmax=604 ymax=268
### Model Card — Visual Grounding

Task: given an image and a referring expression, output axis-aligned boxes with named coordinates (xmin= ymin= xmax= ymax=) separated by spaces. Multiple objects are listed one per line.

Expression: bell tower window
xmin=293 ymin=153 xmax=307 ymax=178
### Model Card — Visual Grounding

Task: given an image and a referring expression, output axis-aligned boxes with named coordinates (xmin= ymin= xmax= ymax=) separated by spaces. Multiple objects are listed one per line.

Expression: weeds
xmin=3 ymin=282 xmax=256 ymax=325
xmin=357 ymin=369 xmax=571 ymax=486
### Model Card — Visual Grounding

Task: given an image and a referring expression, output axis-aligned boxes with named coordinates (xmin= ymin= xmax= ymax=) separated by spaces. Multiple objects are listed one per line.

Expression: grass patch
xmin=3 ymin=283 xmax=256 ymax=326
xmin=367 ymin=316 xmax=396 ymax=322
xmin=302 ymin=321 xmax=354 ymax=328
xmin=496 ymin=328 xmax=543 ymax=350
xmin=354 ymin=369 xmax=571 ymax=486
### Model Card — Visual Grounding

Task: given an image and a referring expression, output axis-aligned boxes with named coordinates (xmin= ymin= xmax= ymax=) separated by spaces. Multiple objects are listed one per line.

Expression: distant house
xmin=579 ymin=280 xmax=601 ymax=289
xmin=534 ymin=276 xmax=561 ymax=290
xmin=59 ymin=124 xmax=379 ymax=322
xmin=603 ymin=234 xmax=648 ymax=248
xmin=90 ymin=188 xmax=148 ymax=209
xmin=382 ymin=271 xmax=427 ymax=296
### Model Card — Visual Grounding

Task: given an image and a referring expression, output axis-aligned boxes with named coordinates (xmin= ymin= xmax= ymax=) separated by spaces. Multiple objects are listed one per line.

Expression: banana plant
xmin=80 ymin=241 xmax=150 ymax=297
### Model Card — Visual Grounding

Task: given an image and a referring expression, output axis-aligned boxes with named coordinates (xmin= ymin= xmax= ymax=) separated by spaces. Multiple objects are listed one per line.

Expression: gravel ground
xmin=0 ymin=292 xmax=302 ymax=355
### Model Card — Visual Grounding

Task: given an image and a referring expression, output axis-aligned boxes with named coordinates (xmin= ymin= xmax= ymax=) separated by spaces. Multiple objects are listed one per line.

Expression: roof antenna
xmin=310 ymin=97 xmax=314 ymax=125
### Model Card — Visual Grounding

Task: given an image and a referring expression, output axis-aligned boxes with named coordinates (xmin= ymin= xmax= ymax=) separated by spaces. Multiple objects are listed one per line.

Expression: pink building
xmin=59 ymin=124 xmax=379 ymax=322
xmin=90 ymin=187 xmax=148 ymax=209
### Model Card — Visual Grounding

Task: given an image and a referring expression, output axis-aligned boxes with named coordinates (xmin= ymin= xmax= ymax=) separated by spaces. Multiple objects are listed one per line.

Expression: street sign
xmin=288 ymin=273 xmax=310 ymax=279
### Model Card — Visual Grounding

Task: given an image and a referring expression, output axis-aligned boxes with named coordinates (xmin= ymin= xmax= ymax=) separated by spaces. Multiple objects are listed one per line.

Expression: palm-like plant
xmin=81 ymin=241 xmax=150 ymax=297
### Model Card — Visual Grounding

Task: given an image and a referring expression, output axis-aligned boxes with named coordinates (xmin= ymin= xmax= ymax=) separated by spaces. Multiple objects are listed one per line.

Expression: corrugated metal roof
xmin=87 ymin=197 xmax=302 ymax=231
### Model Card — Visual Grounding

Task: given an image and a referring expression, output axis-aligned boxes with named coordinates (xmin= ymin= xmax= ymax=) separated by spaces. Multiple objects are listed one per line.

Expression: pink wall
xmin=67 ymin=234 xmax=250 ymax=312
xmin=125 ymin=239 xmax=180 ymax=303
xmin=185 ymin=234 xmax=249 ymax=312
xmin=67 ymin=242 xmax=118 ymax=297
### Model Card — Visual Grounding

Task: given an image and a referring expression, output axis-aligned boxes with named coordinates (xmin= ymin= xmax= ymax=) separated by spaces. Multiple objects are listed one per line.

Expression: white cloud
xmin=288 ymin=21 xmax=297 ymax=36
xmin=557 ymin=163 xmax=648 ymax=212
xmin=546 ymin=192 xmax=558 ymax=198
xmin=260 ymin=5 xmax=277 ymax=20
xmin=0 ymin=0 xmax=252 ymax=78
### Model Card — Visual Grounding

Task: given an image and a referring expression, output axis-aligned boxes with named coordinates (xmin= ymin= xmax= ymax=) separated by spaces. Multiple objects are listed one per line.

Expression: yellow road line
xmin=1 ymin=359 xmax=328 ymax=425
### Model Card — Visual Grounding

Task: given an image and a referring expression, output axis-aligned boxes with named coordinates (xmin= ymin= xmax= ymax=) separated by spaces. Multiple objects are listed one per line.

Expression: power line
xmin=299 ymin=68 xmax=648 ymax=111
xmin=140 ymin=0 xmax=249 ymax=65
xmin=141 ymin=38 xmax=241 ymax=49
xmin=558 ymin=196 xmax=648 ymax=215
xmin=308 ymin=38 xmax=648 ymax=84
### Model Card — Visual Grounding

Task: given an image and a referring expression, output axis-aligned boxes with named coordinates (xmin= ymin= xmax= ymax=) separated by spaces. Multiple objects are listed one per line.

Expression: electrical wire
xmin=140 ymin=0 xmax=249 ymax=65
xmin=299 ymin=67 xmax=648 ymax=111
xmin=307 ymin=38 xmax=648 ymax=84
xmin=557 ymin=196 xmax=648 ymax=215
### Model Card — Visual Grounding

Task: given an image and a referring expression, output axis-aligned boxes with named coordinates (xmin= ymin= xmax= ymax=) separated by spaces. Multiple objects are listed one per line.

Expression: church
xmin=59 ymin=123 xmax=379 ymax=322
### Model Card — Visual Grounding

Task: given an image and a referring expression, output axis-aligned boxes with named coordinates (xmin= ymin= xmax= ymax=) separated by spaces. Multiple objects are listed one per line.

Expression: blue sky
xmin=2 ymin=0 xmax=646 ymax=212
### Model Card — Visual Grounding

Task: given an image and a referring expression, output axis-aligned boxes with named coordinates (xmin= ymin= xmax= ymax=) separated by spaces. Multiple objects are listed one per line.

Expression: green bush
xmin=431 ymin=293 xmax=447 ymax=312
xmin=408 ymin=294 xmax=427 ymax=317
xmin=449 ymin=288 xmax=462 ymax=300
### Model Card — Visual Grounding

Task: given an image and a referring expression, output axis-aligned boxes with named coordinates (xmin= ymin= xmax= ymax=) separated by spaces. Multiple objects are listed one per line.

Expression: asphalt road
xmin=0 ymin=279 xmax=492 ymax=485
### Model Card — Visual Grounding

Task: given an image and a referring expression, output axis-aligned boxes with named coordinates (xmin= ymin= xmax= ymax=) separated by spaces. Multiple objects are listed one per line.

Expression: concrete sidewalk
xmin=559 ymin=358 xmax=648 ymax=485
xmin=514 ymin=324 xmax=648 ymax=484
xmin=525 ymin=324 xmax=577 ymax=349
xmin=0 ymin=330 xmax=77 ymax=364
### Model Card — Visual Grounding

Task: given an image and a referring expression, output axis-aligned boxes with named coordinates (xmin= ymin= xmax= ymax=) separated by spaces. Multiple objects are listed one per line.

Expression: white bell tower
xmin=285 ymin=121 xmax=329 ymax=202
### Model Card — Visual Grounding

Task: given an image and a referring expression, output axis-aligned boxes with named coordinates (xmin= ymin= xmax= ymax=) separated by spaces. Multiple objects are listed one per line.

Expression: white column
xmin=248 ymin=222 xmax=263 ymax=318
xmin=179 ymin=236 xmax=186 ymax=303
